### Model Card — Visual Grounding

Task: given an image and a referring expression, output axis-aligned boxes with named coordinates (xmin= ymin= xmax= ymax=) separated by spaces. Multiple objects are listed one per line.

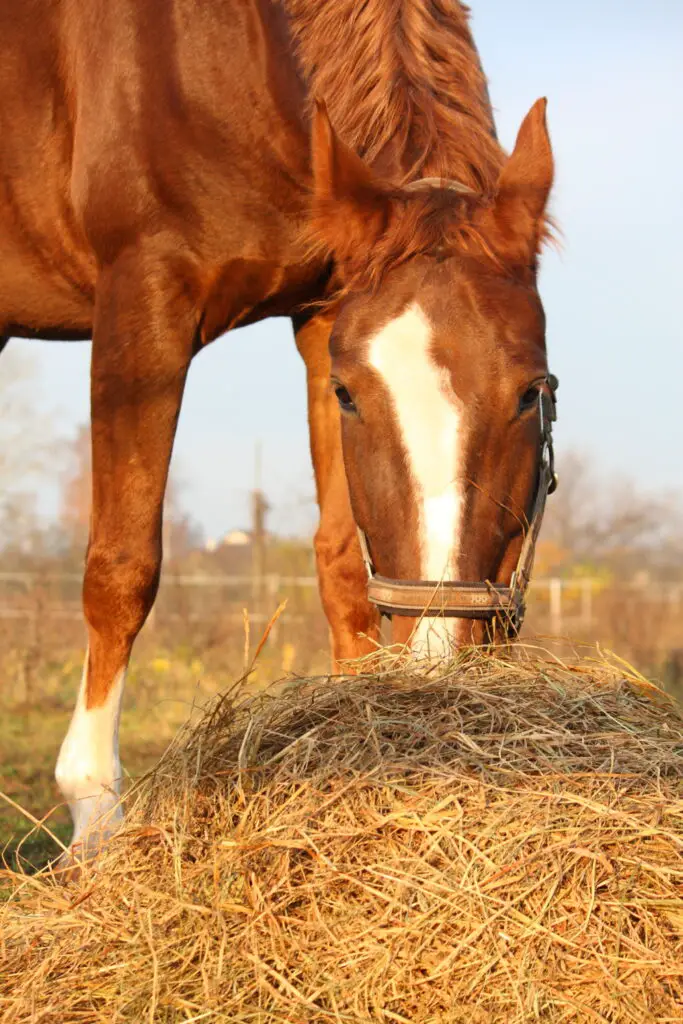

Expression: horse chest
xmin=200 ymin=256 xmax=327 ymax=343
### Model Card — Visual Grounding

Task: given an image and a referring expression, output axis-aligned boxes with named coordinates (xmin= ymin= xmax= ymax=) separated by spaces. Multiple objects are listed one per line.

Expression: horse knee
xmin=83 ymin=544 xmax=160 ymax=641
xmin=314 ymin=519 xmax=355 ymax=574
xmin=313 ymin=527 xmax=334 ymax=575
xmin=314 ymin=523 xmax=367 ymax=614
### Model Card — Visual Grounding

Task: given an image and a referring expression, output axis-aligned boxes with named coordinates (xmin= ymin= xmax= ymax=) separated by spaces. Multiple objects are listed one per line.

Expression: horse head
xmin=311 ymin=100 xmax=556 ymax=655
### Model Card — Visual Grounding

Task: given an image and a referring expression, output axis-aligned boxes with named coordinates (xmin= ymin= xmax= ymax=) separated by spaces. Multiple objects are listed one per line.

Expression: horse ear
xmin=311 ymin=102 xmax=391 ymax=280
xmin=487 ymin=98 xmax=554 ymax=268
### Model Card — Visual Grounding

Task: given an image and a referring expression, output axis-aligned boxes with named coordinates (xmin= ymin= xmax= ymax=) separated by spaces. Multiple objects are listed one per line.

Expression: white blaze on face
xmin=55 ymin=652 xmax=125 ymax=853
xmin=368 ymin=302 xmax=463 ymax=659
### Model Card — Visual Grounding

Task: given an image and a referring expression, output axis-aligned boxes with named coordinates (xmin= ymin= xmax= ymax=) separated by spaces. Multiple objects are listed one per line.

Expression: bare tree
xmin=1 ymin=349 xmax=55 ymax=483
xmin=0 ymin=347 xmax=66 ymax=550
xmin=542 ymin=452 xmax=683 ymax=579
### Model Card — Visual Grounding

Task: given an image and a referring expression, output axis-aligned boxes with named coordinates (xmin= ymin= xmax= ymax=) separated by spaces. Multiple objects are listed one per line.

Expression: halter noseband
xmin=356 ymin=375 xmax=558 ymax=635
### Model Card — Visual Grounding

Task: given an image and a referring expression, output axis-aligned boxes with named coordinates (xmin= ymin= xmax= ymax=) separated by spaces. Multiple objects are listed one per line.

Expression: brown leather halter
xmin=356 ymin=374 xmax=558 ymax=634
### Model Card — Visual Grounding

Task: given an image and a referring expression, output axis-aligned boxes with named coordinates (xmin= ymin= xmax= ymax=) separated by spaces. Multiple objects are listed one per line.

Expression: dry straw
xmin=1 ymin=651 xmax=682 ymax=1023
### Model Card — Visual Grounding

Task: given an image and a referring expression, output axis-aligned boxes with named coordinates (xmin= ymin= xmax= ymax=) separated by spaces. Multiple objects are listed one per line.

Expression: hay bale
xmin=2 ymin=657 xmax=683 ymax=1023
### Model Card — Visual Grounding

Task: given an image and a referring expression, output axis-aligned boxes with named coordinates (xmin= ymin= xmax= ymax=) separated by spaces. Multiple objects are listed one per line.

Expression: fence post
xmin=251 ymin=482 xmax=269 ymax=614
xmin=267 ymin=574 xmax=281 ymax=642
xmin=549 ymin=577 xmax=562 ymax=635
xmin=580 ymin=579 xmax=594 ymax=629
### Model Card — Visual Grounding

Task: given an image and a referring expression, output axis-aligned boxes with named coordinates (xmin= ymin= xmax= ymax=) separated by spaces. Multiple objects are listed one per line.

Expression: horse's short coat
xmin=0 ymin=0 xmax=555 ymax=858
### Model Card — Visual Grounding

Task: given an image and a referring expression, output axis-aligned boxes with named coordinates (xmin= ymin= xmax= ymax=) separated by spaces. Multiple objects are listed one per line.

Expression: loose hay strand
xmin=1 ymin=653 xmax=682 ymax=1023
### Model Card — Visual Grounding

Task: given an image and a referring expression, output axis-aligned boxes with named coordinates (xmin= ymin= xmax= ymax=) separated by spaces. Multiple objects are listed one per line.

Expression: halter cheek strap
xmin=356 ymin=375 xmax=558 ymax=634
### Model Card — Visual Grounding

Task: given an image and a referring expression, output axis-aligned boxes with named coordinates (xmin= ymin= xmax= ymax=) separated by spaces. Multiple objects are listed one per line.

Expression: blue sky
xmin=4 ymin=0 xmax=682 ymax=540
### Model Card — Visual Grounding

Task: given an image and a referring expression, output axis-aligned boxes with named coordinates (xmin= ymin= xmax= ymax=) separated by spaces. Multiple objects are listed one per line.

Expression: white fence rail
xmin=1 ymin=571 xmax=681 ymax=635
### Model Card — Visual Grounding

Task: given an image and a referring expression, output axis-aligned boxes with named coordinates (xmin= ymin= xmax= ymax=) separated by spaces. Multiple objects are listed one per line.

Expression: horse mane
xmin=285 ymin=0 xmax=554 ymax=295
xmin=309 ymin=182 xmax=509 ymax=298
xmin=284 ymin=0 xmax=505 ymax=192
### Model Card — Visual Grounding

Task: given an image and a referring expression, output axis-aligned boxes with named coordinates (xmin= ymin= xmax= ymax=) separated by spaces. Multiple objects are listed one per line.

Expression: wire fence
xmin=1 ymin=568 xmax=681 ymax=637
xmin=1 ymin=567 xmax=682 ymax=706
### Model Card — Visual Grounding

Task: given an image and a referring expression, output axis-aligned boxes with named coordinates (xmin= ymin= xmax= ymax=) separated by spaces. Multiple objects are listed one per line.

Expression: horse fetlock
xmin=57 ymin=658 xmax=126 ymax=847
xmin=56 ymin=734 xmax=123 ymax=838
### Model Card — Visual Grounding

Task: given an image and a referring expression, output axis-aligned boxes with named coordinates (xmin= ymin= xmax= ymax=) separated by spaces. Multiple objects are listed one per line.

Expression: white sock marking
xmin=55 ymin=652 xmax=125 ymax=851
xmin=368 ymin=302 xmax=463 ymax=659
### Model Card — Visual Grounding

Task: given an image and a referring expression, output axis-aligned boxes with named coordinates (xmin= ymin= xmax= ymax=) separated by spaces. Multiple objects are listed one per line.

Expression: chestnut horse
xmin=0 ymin=0 xmax=555 ymax=860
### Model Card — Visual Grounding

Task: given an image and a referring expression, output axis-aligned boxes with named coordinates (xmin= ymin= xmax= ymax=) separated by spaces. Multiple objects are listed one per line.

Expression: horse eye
xmin=334 ymin=384 xmax=357 ymax=413
xmin=519 ymin=385 xmax=541 ymax=414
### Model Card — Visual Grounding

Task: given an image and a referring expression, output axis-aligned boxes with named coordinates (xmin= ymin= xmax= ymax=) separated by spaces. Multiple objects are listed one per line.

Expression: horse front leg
xmin=55 ymin=244 xmax=197 ymax=863
xmin=294 ymin=314 xmax=380 ymax=668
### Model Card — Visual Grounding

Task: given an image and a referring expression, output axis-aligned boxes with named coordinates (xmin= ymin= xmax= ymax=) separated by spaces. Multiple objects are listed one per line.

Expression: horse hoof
xmin=51 ymin=828 xmax=118 ymax=882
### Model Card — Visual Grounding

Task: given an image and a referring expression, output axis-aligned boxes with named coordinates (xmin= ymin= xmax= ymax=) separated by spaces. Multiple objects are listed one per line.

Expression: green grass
xmin=1 ymin=704 xmax=73 ymax=871
xmin=0 ymin=701 xmax=202 ymax=873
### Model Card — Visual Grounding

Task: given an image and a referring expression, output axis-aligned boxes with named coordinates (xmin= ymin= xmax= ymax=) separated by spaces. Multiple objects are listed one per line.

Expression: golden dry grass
xmin=1 ymin=652 xmax=682 ymax=1023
